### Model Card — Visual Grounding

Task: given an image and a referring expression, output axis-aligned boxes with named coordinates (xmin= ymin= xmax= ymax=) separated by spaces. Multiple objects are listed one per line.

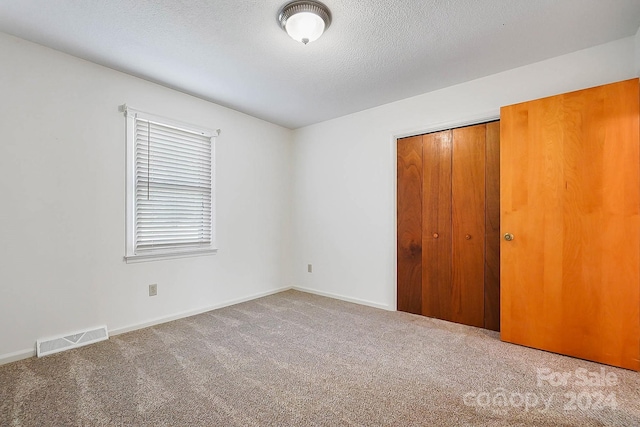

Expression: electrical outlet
xmin=307 ymin=264 xmax=313 ymax=273
xmin=149 ymin=284 xmax=157 ymax=296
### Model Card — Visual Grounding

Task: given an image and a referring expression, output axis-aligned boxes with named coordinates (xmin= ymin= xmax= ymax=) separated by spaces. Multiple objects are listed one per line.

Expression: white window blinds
xmin=124 ymin=106 xmax=217 ymax=261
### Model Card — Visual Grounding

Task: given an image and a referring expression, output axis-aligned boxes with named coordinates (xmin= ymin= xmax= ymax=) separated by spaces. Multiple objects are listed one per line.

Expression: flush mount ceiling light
xmin=278 ymin=1 xmax=332 ymax=45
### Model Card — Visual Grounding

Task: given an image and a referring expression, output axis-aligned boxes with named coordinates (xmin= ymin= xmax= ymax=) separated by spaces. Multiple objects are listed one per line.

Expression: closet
xmin=500 ymin=79 xmax=640 ymax=370
xmin=397 ymin=121 xmax=500 ymax=330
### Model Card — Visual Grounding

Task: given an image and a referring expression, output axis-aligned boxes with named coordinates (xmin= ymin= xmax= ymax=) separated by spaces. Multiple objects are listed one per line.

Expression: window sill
xmin=124 ymin=248 xmax=218 ymax=264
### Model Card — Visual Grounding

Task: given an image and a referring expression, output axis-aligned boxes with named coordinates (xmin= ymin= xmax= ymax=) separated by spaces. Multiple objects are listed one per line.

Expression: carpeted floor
xmin=1 ymin=290 xmax=639 ymax=426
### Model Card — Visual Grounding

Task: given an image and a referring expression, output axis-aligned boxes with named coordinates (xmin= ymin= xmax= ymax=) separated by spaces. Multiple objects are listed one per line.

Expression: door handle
xmin=504 ymin=233 xmax=514 ymax=241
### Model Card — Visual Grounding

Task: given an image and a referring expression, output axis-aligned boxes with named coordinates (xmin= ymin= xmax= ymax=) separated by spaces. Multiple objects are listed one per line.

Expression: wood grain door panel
xmin=452 ymin=124 xmax=486 ymax=328
xmin=397 ymin=136 xmax=423 ymax=314
xmin=422 ymin=130 xmax=453 ymax=320
xmin=500 ymin=79 xmax=640 ymax=370
xmin=484 ymin=121 xmax=501 ymax=331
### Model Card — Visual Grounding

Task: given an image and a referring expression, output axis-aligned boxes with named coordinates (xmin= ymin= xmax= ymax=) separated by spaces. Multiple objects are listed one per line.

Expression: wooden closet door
xmin=397 ymin=136 xmax=423 ymax=314
xmin=422 ymin=131 xmax=452 ymax=320
xmin=484 ymin=122 xmax=501 ymax=331
xmin=501 ymin=79 xmax=640 ymax=370
xmin=451 ymin=125 xmax=486 ymax=328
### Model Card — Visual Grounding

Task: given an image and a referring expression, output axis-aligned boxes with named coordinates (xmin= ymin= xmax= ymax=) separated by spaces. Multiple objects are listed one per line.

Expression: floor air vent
xmin=36 ymin=325 xmax=109 ymax=357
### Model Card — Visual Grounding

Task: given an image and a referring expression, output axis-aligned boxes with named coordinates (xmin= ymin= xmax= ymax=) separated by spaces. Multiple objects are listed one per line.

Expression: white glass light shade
xmin=285 ymin=12 xmax=325 ymax=44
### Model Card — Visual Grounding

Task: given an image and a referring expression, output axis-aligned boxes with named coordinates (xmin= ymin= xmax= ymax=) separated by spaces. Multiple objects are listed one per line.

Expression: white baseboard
xmin=110 ymin=286 xmax=292 ymax=337
xmin=0 ymin=286 xmax=292 ymax=366
xmin=0 ymin=285 xmax=390 ymax=366
xmin=0 ymin=348 xmax=36 ymax=366
xmin=292 ymin=286 xmax=392 ymax=311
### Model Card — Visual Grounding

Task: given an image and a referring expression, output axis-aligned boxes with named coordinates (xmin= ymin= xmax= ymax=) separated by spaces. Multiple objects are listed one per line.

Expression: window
xmin=123 ymin=106 xmax=217 ymax=262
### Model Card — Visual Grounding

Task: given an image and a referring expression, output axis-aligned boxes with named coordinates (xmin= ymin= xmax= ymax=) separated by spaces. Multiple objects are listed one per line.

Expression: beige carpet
xmin=1 ymin=290 xmax=639 ymax=426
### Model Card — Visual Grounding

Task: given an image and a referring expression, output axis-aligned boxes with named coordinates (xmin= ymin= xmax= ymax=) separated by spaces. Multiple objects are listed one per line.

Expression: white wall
xmin=636 ymin=27 xmax=640 ymax=76
xmin=291 ymin=36 xmax=637 ymax=310
xmin=0 ymin=33 xmax=293 ymax=361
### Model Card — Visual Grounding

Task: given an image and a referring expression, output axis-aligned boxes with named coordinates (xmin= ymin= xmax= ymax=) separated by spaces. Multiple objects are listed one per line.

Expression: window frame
xmin=122 ymin=105 xmax=218 ymax=263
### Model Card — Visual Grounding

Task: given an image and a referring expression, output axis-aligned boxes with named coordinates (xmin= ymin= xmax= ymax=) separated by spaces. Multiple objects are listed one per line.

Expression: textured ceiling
xmin=0 ymin=1 xmax=639 ymax=129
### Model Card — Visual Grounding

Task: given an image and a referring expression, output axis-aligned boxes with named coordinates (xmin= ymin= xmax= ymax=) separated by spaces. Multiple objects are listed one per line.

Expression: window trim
xmin=122 ymin=105 xmax=218 ymax=263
